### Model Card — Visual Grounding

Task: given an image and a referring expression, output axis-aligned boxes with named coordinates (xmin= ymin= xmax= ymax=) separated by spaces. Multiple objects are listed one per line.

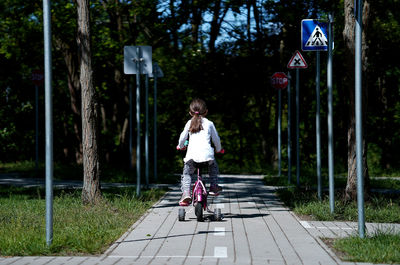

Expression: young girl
xmin=176 ymin=98 xmax=223 ymax=206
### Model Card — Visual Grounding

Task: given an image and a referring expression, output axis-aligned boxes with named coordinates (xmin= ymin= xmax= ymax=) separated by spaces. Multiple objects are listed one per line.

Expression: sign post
xmin=288 ymin=51 xmax=307 ymax=186
xmin=145 ymin=74 xmax=149 ymax=188
xmin=149 ymin=63 xmax=163 ymax=182
xmin=355 ymin=1 xmax=365 ymax=238
xmin=43 ymin=0 xmax=53 ymax=247
xmin=327 ymin=14 xmax=335 ymax=213
xmin=124 ymin=46 xmax=152 ymax=196
xmin=316 ymin=51 xmax=322 ymax=200
xmin=302 ymin=19 xmax=330 ymax=200
xmin=271 ymin=72 xmax=289 ymax=176
xmin=287 ymin=72 xmax=292 ymax=184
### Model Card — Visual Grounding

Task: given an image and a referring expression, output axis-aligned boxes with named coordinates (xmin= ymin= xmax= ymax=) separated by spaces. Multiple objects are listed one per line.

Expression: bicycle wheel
xmin=195 ymin=202 xmax=204 ymax=221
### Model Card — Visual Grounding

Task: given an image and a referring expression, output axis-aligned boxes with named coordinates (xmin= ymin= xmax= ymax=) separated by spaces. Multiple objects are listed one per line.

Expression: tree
xmin=343 ymin=0 xmax=370 ymax=201
xmin=77 ymin=0 xmax=102 ymax=204
xmin=208 ymin=0 xmax=230 ymax=53
xmin=46 ymin=1 xmax=85 ymax=164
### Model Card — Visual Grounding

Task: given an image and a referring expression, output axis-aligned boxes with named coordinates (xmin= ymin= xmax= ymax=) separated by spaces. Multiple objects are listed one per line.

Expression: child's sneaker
xmin=209 ymin=185 xmax=223 ymax=196
xmin=179 ymin=192 xmax=192 ymax=206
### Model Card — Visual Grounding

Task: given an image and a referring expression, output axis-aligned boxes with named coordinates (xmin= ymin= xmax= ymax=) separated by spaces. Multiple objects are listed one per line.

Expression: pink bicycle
xmin=178 ymin=161 xmax=223 ymax=222
xmin=177 ymin=143 xmax=224 ymax=222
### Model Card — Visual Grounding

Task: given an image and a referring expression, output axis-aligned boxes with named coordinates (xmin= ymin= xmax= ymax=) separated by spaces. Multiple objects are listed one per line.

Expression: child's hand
xmin=176 ymin=145 xmax=187 ymax=151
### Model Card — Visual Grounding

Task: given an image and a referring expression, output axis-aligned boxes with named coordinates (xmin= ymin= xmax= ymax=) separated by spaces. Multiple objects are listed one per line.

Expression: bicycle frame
xmin=178 ymin=161 xmax=223 ymax=222
xmin=192 ymin=168 xmax=207 ymax=210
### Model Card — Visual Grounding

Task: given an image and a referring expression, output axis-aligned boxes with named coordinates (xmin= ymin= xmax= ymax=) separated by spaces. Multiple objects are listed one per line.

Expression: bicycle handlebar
xmin=176 ymin=146 xmax=225 ymax=154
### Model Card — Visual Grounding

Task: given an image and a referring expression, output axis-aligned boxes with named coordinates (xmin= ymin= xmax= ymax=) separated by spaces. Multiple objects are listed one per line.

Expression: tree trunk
xmin=343 ymin=0 xmax=370 ymax=201
xmin=54 ymin=38 xmax=83 ymax=163
xmin=77 ymin=0 xmax=102 ymax=204
xmin=208 ymin=0 xmax=229 ymax=53
xmin=190 ymin=3 xmax=202 ymax=47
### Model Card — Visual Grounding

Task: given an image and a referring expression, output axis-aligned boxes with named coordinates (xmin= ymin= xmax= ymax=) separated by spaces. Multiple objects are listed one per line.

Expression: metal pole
xmin=35 ymin=85 xmax=39 ymax=171
xmin=145 ymin=74 xmax=149 ymax=187
xmin=287 ymin=72 xmax=292 ymax=184
xmin=328 ymin=13 xmax=335 ymax=213
xmin=153 ymin=66 xmax=158 ymax=182
xmin=355 ymin=0 xmax=365 ymax=238
xmin=296 ymin=68 xmax=300 ymax=187
xmin=278 ymin=89 xmax=282 ymax=177
xmin=129 ymin=80 xmax=133 ymax=170
xmin=136 ymin=47 xmax=141 ymax=196
xmin=43 ymin=0 xmax=53 ymax=247
xmin=316 ymin=51 xmax=321 ymax=200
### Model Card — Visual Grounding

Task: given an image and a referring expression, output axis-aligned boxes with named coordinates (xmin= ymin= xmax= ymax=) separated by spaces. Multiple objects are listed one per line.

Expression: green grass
xmin=333 ymin=230 xmax=400 ymax=263
xmin=0 ymin=186 xmax=165 ymax=256
xmin=276 ymin=187 xmax=400 ymax=223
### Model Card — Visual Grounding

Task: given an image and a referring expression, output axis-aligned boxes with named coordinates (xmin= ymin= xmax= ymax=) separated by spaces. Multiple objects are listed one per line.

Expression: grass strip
xmin=333 ymin=230 xmax=400 ymax=263
xmin=0 ymin=186 xmax=165 ymax=256
xmin=275 ymin=186 xmax=400 ymax=223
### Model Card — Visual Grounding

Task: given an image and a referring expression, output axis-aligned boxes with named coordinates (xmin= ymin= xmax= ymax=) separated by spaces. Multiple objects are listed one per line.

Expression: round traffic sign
xmin=31 ymin=69 xmax=44 ymax=86
xmin=271 ymin=72 xmax=288 ymax=90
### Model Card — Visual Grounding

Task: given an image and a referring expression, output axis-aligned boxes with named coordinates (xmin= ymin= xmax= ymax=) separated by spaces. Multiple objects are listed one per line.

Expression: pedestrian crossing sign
xmin=301 ymin=19 xmax=328 ymax=51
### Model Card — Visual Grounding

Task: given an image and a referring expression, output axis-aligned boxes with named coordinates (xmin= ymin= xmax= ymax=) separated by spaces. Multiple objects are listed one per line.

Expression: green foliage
xmin=0 ymin=0 xmax=400 ymax=179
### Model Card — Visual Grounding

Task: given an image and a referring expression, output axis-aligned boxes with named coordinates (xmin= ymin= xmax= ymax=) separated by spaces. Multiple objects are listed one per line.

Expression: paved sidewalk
xmin=0 ymin=175 xmax=388 ymax=264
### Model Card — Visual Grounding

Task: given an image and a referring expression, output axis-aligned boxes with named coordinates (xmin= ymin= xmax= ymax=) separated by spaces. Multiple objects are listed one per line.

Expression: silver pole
xmin=296 ymin=68 xmax=300 ymax=187
xmin=287 ymin=72 xmax=292 ymax=184
xmin=355 ymin=0 xmax=365 ymax=238
xmin=145 ymin=74 xmax=149 ymax=187
xmin=153 ymin=66 xmax=158 ymax=182
xmin=35 ymin=85 xmax=39 ymax=171
xmin=129 ymin=80 xmax=133 ymax=170
xmin=328 ymin=13 xmax=335 ymax=213
xmin=136 ymin=47 xmax=141 ymax=196
xmin=316 ymin=51 xmax=321 ymax=200
xmin=278 ymin=89 xmax=282 ymax=177
xmin=43 ymin=0 xmax=53 ymax=246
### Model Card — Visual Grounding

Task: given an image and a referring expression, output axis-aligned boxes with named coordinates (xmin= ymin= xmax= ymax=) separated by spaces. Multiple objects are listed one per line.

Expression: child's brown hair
xmin=189 ymin=98 xmax=208 ymax=133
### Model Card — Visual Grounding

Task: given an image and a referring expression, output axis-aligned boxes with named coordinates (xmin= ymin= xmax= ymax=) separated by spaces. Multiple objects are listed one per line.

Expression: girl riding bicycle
xmin=176 ymin=98 xmax=224 ymax=206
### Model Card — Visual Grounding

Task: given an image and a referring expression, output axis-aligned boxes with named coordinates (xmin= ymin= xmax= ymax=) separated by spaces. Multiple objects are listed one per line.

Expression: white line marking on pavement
xmin=216 ymin=203 xmax=225 ymax=209
xmin=300 ymin=221 xmax=313 ymax=228
xmin=109 ymin=255 xmax=224 ymax=259
xmin=300 ymin=221 xmax=354 ymax=230
xmin=214 ymin=247 xmax=227 ymax=258
xmin=214 ymin=227 xmax=225 ymax=236
xmin=247 ymin=202 xmax=255 ymax=205
xmin=315 ymin=226 xmax=354 ymax=230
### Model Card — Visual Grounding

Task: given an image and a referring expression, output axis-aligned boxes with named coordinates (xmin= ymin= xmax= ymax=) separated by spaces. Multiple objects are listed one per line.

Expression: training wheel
xmin=214 ymin=208 xmax=223 ymax=221
xmin=178 ymin=208 xmax=186 ymax=221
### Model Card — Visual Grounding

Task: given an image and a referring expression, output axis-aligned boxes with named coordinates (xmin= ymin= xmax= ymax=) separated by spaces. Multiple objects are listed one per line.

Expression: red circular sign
xmin=271 ymin=72 xmax=288 ymax=90
xmin=31 ymin=69 xmax=44 ymax=86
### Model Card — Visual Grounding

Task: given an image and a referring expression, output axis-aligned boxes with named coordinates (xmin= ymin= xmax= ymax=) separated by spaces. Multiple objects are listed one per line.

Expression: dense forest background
xmin=1 ymin=0 xmax=399 ymax=181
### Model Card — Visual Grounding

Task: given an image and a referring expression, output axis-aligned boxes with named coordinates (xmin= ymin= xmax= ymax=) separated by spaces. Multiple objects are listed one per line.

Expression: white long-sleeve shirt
xmin=178 ymin=117 xmax=222 ymax=163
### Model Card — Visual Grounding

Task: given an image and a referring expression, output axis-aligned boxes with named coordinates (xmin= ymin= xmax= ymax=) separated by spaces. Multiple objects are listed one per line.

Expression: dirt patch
xmin=320 ymin=238 xmax=349 ymax=262
xmin=295 ymin=213 xmax=315 ymax=221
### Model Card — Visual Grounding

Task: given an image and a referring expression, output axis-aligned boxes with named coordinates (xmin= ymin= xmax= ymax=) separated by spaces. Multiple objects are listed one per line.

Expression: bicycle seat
xmin=193 ymin=161 xmax=209 ymax=169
